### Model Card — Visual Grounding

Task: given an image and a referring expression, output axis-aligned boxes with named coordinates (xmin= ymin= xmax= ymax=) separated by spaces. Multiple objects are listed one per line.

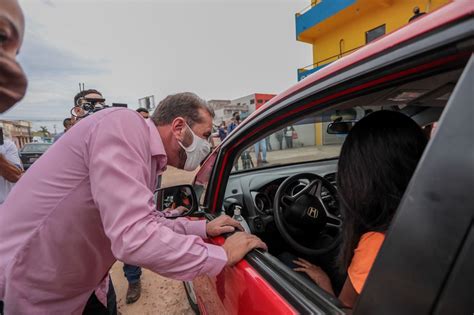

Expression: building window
xmin=365 ymin=24 xmax=386 ymax=44
xmin=257 ymin=99 xmax=263 ymax=104
xmin=250 ymin=99 xmax=255 ymax=104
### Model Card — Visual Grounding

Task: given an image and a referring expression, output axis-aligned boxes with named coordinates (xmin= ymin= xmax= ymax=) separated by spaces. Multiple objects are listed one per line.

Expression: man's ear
xmin=171 ymin=117 xmax=187 ymax=142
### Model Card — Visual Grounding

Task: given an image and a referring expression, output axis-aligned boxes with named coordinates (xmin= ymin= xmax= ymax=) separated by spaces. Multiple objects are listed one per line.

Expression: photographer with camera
xmin=0 ymin=92 xmax=266 ymax=314
xmin=0 ymin=128 xmax=23 ymax=205
xmin=71 ymin=88 xmax=106 ymax=122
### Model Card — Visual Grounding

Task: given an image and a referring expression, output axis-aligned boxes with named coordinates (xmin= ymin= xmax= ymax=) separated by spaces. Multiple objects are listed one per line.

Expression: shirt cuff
xmin=200 ymin=244 xmax=228 ymax=277
xmin=185 ymin=220 xmax=208 ymax=238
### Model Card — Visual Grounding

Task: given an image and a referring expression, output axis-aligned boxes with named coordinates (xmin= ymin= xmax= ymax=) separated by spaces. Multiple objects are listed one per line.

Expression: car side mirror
xmin=326 ymin=121 xmax=356 ymax=135
xmin=154 ymin=184 xmax=198 ymax=215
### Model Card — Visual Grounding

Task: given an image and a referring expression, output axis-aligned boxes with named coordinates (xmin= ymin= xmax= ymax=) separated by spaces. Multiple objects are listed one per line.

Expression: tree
xmin=39 ymin=126 xmax=50 ymax=138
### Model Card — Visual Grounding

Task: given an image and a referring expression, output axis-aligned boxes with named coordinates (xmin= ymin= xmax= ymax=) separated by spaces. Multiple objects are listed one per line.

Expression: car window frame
xmin=206 ymin=23 xmax=472 ymax=215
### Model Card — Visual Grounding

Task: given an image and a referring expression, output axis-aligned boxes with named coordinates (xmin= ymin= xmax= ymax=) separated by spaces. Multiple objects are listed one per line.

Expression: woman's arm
xmin=338 ymin=277 xmax=359 ymax=308
xmin=294 ymin=258 xmax=359 ymax=308
xmin=293 ymin=258 xmax=335 ymax=295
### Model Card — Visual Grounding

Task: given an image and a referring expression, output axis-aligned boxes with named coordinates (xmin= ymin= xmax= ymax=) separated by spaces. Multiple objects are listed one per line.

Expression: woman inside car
xmin=293 ymin=110 xmax=428 ymax=308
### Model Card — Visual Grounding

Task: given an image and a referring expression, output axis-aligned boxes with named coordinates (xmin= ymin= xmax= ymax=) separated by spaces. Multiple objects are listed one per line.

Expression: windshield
xmin=230 ymin=107 xmax=366 ymax=173
xmin=21 ymin=144 xmax=51 ymax=153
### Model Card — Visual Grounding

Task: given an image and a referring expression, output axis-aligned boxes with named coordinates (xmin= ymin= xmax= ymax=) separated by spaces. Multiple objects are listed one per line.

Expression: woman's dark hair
xmin=336 ymin=110 xmax=428 ymax=271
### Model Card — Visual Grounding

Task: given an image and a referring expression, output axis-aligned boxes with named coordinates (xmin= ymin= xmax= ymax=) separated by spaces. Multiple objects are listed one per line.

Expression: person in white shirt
xmin=0 ymin=137 xmax=23 ymax=204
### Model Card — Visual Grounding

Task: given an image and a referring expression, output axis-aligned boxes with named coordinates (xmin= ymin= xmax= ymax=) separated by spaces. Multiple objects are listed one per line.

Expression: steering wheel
xmin=273 ymin=173 xmax=342 ymax=256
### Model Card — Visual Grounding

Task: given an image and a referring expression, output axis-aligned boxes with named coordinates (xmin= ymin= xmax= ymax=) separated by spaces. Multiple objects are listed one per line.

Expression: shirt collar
xmin=146 ymin=118 xmax=168 ymax=168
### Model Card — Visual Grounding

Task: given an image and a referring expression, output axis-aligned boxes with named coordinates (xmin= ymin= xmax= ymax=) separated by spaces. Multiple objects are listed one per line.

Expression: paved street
xmin=235 ymin=144 xmax=341 ymax=170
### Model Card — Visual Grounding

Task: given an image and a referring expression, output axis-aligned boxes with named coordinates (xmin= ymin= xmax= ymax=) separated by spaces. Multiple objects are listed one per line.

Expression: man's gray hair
xmin=151 ymin=92 xmax=215 ymax=127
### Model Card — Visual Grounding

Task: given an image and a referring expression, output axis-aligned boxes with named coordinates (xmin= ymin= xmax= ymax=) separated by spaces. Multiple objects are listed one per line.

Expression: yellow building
xmin=296 ymin=0 xmax=451 ymax=81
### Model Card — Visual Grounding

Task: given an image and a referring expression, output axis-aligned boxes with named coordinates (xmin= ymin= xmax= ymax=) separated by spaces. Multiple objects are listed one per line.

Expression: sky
xmin=1 ymin=0 xmax=311 ymax=132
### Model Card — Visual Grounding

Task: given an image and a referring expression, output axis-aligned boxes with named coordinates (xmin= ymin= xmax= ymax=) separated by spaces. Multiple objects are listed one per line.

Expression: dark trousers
xmin=277 ymin=138 xmax=283 ymax=150
xmin=123 ymin=264 xmax=141 ymax=284
xmin=285 ymin=136 xmax=293 ymax=149
xmin=83 ymin=278 xmax=117 ymax=315
xmin=266 ymin=137 xmax=272 ymax=151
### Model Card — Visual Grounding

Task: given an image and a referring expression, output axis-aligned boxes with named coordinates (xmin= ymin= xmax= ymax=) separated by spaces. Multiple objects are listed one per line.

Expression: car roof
xmin=248 ymin=0 xmax=473 ymax=121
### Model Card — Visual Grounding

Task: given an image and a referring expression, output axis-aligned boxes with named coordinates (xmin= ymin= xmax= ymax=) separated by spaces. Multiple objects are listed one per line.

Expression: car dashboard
xmin=222 ymin=159 xmax=339 ymax=234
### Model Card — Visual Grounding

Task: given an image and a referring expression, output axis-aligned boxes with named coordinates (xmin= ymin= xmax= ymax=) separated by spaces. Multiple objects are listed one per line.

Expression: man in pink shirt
xmin=0 ymin=92 xmax=266 ymax=314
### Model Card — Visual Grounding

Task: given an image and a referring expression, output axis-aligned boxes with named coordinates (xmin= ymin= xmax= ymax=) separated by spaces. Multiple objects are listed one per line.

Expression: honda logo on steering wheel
xmin=307 ymin=207 xmax=318 ymax=218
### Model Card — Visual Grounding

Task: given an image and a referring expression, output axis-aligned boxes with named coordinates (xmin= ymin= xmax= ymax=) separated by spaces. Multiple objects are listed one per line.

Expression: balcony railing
xmin=296 ymin=0 xmax=322 ymax=17
xmin=297 ymin=45 xmax=364 ymax=81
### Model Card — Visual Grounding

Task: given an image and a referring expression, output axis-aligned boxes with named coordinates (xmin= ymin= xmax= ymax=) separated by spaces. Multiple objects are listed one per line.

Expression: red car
xmin=159 ymin=1 xmax=473 ymax=313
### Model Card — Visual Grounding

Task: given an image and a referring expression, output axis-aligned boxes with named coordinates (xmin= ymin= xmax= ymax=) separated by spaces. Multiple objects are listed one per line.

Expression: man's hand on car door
xmin=222 ymin=232 xmax=267 ymax=266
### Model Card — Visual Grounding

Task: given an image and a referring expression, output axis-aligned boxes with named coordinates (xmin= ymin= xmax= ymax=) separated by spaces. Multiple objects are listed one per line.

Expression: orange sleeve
xmin=347 ymin=232 xmax=385 ymax=294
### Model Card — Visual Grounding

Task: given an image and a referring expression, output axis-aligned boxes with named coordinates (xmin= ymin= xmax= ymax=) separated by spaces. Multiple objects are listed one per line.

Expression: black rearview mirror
xmin=154 ymin=184 xmax=198 ymax=216
xmin=326 ymin=121 xmax=356 ymax=135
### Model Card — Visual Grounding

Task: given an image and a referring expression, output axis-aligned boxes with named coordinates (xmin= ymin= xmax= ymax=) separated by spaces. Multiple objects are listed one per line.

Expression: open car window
xmin=231 ymin=106 xmax=437 ymax=174
xmin=231 ymin=110 xmax=347 ymax=173
xmin=229 ymin=65 xmax=464 ymax=175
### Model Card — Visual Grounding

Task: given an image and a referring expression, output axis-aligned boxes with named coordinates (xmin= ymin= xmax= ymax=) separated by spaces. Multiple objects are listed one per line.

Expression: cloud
xmin=3 ymin=18 xmax=107 ymax=123
xmin=18 ymin=24 xmax=105 ymax=80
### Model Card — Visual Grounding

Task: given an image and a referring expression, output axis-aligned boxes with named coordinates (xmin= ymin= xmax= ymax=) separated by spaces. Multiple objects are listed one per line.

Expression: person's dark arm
xmin=0 ymin=142 xmax=23 ymax=183
xmin=338 ymin=278 xmax=359 ymax=308
xmin=0 ymin=154 xmax=22 ymax=183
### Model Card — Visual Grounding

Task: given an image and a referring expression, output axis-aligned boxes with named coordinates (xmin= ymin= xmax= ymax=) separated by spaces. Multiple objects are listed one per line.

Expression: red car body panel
xmin=192 ymin=1 xmax=473 ymax=313
xmin=194 ymin=237 xmax=297 ymax=315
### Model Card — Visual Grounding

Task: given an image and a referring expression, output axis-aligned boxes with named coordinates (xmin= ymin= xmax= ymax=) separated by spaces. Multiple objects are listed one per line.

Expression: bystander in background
xmin=218 ymin=122 xmax=227 ymax=141
xmin=53 ymin=118 xmax=73 ymax=142
xmin=136 ymin=107 xmax=149 ymax=119
xmin=0 ymin=128 xmax=23 ymax=205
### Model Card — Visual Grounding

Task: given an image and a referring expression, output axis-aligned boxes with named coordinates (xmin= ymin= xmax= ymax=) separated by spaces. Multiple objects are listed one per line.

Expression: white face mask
xmin=178 ymin=124 xmax=211 ymax=171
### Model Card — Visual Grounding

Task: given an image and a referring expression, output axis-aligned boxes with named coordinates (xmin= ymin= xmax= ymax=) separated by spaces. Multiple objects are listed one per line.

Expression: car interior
xmin=215 ymin=67 xmax=464 ymax=296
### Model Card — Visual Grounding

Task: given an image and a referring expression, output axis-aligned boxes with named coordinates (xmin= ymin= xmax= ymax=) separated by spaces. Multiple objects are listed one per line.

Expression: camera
xmin=71 ymin=97 xmax=127 ymax=118
xmin=0 ymin=127 xmax=4 ymax=146
xmin=80 ymin=97 xmax=107 ymax=112
xmin=71 ymin=97 xmax=108 ymax=118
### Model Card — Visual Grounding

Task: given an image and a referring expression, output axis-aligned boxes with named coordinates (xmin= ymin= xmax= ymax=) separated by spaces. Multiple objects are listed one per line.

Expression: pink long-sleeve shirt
xmin=0 ymin=108 xmax=227 ymax=314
